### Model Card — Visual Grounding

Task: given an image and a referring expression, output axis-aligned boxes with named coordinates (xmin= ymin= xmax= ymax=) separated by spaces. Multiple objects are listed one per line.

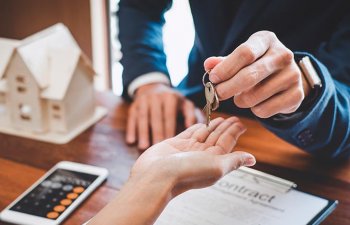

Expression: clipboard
xmin=236 ymin=167 xmax=338 ymax=225
xmin=155 ymin=167 xmax=338 ymax=225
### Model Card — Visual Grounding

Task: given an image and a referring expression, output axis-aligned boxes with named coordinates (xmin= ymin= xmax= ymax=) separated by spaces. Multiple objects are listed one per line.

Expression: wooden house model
xmin=0 ymin=24 xmax=107 ymax=144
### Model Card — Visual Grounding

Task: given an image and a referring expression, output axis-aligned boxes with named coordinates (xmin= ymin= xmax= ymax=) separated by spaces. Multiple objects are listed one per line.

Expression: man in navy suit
xmin=118 ymin=0 xmax=350 ymax=160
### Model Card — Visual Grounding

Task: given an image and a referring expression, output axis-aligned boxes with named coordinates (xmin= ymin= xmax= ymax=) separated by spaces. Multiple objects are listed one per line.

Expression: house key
xmin=202 ymin=71 xmax=220 ymax=126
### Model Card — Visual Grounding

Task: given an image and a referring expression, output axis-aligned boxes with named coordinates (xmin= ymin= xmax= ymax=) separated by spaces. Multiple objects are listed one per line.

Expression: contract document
xmin=155 ymin=168 xmax=337 ymax=225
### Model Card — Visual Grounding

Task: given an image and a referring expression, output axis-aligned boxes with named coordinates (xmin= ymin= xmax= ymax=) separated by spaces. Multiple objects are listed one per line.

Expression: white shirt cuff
xmin=127 ymin=72 xmax=171 ymax=98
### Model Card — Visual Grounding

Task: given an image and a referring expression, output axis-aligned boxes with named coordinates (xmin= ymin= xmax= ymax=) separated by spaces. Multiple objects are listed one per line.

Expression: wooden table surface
xmin=0 ymin=92 xmax=349 ymax=225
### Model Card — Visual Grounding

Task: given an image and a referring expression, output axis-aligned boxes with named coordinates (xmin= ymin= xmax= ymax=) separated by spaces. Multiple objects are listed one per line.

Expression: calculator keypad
xmin=10 ymin=169 xmax=98 ymax=220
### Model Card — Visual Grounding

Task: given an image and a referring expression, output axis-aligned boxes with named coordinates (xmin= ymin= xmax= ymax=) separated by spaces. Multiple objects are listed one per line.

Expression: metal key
xmin=204 ymin=82 xmax=215 ymax=126
xmin=202 ymin=71 xmax=220 ymax=126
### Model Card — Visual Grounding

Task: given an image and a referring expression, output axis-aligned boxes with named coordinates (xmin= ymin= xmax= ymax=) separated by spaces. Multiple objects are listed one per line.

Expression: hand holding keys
xmin=203 ymin=71 xmax=219 ymax=126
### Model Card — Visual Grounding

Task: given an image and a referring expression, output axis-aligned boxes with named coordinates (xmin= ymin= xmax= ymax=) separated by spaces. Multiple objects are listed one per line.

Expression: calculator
xmin=0 ymin=161 xmax=108 ymax=225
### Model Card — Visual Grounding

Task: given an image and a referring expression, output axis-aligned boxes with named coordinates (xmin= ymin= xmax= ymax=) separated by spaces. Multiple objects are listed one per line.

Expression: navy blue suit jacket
xmin=118 ymin=0 xmax=350 ymax=160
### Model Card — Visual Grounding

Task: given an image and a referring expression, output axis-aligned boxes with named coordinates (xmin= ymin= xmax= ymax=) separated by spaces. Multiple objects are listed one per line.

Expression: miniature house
xmin=0 ymin=24 xmax=107 ymax=144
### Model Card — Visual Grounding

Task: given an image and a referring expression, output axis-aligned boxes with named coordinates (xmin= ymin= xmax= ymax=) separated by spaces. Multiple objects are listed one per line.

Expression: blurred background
xmin=0 ymin=0 xmax=195 ymax=96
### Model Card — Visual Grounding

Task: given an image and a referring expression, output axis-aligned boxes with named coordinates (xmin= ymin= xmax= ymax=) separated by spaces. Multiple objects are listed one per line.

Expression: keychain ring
xmin=202 ymin=70 xmax=211 ymax=86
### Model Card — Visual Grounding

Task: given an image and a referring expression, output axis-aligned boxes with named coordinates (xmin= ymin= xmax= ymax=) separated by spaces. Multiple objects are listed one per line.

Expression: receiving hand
xmin=126 ymin=83 xmax=204 ymax=150
xmin=205 ymin=31 xmax=310 ymax=118
xmin=88 ymin=117 xmax=255 ymax=225
xmin=130 ymin=117 xmax=256 ymax=197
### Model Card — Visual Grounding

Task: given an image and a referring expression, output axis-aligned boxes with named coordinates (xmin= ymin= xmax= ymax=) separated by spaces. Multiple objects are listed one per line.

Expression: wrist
xmin=122 ymin=171 xmax=175 ymax=223
xmin=135 ymin=82 xmax=171 ymax=97
xmin=89 ymin=171 xmax=175 ymax=225
xmin=301 ymin=70 xmax=311 ymax=99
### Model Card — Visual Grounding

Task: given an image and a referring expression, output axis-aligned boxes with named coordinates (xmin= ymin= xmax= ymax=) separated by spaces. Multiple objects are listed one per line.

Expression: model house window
xmin=53 ymin=114 xmax=61 ymax=120
xmin=19 ymin=104 xmax=32 ymax=121
xmin=17 ymin=86 xmax=26 ymax=93
xmin=52 ymin=104 xmax=61 ymax=119
xmin=16 ymin=76 xmax=25 ymax=83
xmin=52 ymin=104 xmax=61 ymax=111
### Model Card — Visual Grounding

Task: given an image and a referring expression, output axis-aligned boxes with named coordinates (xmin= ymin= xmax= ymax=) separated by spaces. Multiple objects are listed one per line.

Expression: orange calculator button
xmin=47 ymin=211 xmax=59 ymax=219
xmin=73 ymin=186 xmax=85 ymax=194
xmin=67 ymin=193 xmax=78 ymax=200
xmin=60 ymin=199 xmax=72 ymax=206
xmin=53 ymin=205 xmax=66 ymax=212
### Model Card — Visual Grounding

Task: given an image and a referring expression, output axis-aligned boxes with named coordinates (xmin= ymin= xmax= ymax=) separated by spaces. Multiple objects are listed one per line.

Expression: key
xmin=204 ymin=82 xmax=215 ymax=126
xmin=202 ymin=71 xmax=220 ymax=126
xmin=212 ymin=91 xmax=219 ymax=111
xmin=203 ymin=98 xmax=212 ymax=127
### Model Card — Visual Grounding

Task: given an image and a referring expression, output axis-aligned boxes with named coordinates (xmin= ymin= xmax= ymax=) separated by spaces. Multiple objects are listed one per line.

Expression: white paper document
xmin=155 ymin=169 xmax=330 ymax=225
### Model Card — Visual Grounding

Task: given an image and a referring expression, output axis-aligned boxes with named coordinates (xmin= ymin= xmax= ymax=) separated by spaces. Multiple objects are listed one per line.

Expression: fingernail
xmin=126 ymin=136 xmax=134 ymax=144
xmin=243 ymin=153 xmax=256 ymax=167
xmin=138 ymin=140 xmax=148 ymax=150
xmin=209 ymin=72 xmax=220 ymax=84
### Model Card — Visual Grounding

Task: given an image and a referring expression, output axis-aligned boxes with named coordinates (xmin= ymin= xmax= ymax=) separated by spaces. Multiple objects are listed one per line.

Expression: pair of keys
xmin=202 ymin=71 xmax=219 ymax=127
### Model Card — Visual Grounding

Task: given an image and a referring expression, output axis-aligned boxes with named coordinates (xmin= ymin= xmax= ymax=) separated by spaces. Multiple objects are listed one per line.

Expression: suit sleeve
xmin=117 ymin=0 xmax=172 ymax=99
xmin=260 ymin=13 xmax=350 ymax=160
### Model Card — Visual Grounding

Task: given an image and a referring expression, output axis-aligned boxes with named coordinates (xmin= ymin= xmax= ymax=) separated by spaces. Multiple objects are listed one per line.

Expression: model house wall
xmin=63 ymin=60 xmax=96 ymax=132
xmin=6 ymin=52 xmax=48 ymax=132
xmin=0 ymin=23 xmax=106 ymax=143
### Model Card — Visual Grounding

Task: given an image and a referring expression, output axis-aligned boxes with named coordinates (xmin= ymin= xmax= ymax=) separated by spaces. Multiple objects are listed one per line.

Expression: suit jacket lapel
xmin=220 ymin=0 xmax=269 ymax=55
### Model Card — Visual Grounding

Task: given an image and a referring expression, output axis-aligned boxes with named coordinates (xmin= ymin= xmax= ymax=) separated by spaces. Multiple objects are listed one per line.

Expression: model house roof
xmin=1 ymin=23 xmax=95 ymax=100
xmin=0 ymin=38 xmax=19 ymax=93
xmin=0 ymin=38 xmax=20 ymax=80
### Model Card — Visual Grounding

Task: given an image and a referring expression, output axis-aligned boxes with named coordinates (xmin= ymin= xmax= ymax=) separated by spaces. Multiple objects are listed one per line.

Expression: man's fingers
xmin=234 ymin=66 xmax=298 ymax=108
xmin=205 ymin=117 xmax=240 ymax=146
xmin=215 ymin=120 xmax=246 ymax=153
xmin=176 ymin=123 xmax=204 ymax=139
xmin=137 ymin=98 xmax=150 ymax=150
xmin=164 ymin=94 xmax=178 ymax=138
xmin=150 ymin=95 xmax=164 ymax=144
xmin=209 ymin=31 xmax=276 ymax=84
xmin=182 ymin=100 xmax=196 ymax=128
xmin=217 ymin=151 xmax=256 ymax=175
xmin=204 ymin=56 xmax=225 ymax=72
xmin=126 ymin=104 xmax=137 ymax=144
xmin=251 ymin=84 xmax=304 ymax=118
xmin=215 ymin=48 xmax=293 ymax=100
xmin=191 ymin=117 xmax=225 ymax=143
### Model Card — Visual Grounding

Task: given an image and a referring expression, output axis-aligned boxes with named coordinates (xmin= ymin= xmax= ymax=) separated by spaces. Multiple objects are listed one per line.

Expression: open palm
xmin=131 ymin=117 xmax=255 ymax=197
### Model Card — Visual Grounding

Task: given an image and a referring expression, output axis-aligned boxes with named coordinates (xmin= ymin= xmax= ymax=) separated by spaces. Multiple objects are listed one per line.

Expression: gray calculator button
xmin=51 ymin=182 xmax=62 ymax=189
xmin=41 ymin=180 xmax=52 ymax=187
xmin=62 ymin=184 xmax=73 ymax=191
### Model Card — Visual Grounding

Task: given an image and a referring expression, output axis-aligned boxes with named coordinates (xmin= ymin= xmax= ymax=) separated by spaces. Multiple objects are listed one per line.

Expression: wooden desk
xmin=0 ymin=92 xmax=349 ymax=225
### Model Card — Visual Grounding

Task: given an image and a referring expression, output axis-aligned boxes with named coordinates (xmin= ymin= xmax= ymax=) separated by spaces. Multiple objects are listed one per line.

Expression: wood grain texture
xmin=0 ymin=92 xmax=349 ymax=224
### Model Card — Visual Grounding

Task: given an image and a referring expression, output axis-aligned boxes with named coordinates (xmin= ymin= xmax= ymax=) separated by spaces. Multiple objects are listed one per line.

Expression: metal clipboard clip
xmin=235 ymin=167 xmax=297 ymax=193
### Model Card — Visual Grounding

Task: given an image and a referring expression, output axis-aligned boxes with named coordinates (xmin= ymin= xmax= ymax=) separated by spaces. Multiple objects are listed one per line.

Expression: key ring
xmin=202 ymin=70 xmax=211 ymax=86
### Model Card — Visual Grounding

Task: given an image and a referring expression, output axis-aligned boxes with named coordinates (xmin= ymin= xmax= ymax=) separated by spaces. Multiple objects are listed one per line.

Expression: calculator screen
xmin=10 ymin=169 xmax=98 ymax=220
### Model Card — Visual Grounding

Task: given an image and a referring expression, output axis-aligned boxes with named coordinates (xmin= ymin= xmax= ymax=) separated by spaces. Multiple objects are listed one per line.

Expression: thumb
xmin=218 ymin=151 xmax=256 ymax=175
xmin=204 ymin=56 xmax=225 ymax=72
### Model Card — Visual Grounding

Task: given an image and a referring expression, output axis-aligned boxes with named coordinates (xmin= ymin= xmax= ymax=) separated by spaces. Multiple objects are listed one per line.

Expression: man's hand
xmin=126 ymin=83 xmax=204 ymax=150
xmin=204 ymin=31 xmax=310 ymax=118
xmin=131 ymin=117 xmax=255 ymax=197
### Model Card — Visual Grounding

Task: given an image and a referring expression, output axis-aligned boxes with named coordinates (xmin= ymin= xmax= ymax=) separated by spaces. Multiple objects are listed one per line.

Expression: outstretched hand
xmin=131 ymin=117 xmax=256 ymax=197
xmin=89 ymin=117 xmax=255 ymax=225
